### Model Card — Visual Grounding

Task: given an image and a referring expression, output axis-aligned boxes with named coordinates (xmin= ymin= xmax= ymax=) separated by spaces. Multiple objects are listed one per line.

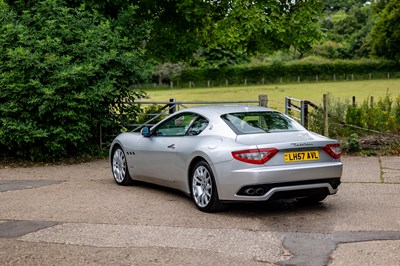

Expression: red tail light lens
xmin=323 ymin=144 xmax=342 ymax=159
xmin=232 ymin=148 xmax=278 ymax=164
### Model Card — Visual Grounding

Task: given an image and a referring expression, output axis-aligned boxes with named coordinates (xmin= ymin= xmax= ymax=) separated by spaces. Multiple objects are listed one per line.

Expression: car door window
xmin=154 ymin=113 xmax=198 ymax=136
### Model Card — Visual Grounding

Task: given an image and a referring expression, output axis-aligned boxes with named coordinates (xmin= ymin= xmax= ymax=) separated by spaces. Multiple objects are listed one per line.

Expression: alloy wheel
xmin=192 ymin=165 xmax=213 ymax=208
xmin=112 ymin=148 xmax=126 ymax=183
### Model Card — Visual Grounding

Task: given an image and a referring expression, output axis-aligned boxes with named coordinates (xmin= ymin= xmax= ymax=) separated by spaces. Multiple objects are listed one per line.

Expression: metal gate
xmin=284 ymin=97 xmax=319 ymax=128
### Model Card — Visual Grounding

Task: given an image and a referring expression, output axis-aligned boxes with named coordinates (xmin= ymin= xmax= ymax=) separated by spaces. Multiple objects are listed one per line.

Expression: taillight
xmin=323 ymin=144 xmax=342 ymax=159
xmin=232 ymin=148 xmax=278 ymax=164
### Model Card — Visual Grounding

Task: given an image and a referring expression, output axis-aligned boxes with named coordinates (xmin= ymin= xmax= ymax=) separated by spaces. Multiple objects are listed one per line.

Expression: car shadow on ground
xmin=127 ymin=179 xmax=330 ymax=215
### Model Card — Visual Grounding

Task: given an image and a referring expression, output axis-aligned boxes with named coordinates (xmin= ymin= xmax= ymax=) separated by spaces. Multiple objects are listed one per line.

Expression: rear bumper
xmin=213 ymin=161 xmax=343 ymax=201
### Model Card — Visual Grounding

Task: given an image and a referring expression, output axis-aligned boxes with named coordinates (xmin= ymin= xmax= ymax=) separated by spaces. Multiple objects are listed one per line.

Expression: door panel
xmin=134 ymin=137 xmax=181 ymax=182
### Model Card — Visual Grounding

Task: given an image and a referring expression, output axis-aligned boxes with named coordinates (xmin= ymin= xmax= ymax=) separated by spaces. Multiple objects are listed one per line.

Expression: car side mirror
xmin=141 ymin=126 xmax=151 ymax=137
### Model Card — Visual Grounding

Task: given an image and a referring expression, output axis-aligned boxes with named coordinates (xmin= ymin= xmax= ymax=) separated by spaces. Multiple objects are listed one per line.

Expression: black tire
xmin=190 ymin=160 xmax=224 ymax=212
xmin=111 ymin=145 xmax=134 ymax=186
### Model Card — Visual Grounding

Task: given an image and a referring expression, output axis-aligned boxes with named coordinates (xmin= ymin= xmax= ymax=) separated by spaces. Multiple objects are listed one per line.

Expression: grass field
xmin=141 ymin=79 xmax=400 ymax=111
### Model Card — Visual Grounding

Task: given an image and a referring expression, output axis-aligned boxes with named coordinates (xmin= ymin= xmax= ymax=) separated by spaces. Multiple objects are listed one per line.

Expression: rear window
xmin=221 ymin=111 xmax=303 ymax=134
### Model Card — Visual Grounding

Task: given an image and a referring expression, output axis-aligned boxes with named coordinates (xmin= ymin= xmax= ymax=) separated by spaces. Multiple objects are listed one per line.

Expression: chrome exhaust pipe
xmin=245 ymin=188 xmax=256 ymax=195
xmin=256 ymin=188 xmax=265 ymax=195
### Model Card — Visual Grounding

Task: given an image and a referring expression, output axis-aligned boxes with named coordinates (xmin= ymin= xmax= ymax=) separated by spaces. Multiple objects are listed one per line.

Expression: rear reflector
xmin=232 ymin=148 xmax=278 ymax=164
xmin=323 ymin=144 xmax=342 ymax=159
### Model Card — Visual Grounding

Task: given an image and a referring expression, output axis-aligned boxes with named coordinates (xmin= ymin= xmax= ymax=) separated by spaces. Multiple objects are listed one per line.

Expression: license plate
xmin=284 ymin=151 xmax=320 ymax=162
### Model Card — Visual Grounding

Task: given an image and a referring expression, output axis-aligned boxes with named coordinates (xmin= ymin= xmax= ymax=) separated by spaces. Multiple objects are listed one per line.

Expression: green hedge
xmin=0 ymin=1 xmax=151 ymax=161
xmin=180 ymin=59 xmax=400 ymax=84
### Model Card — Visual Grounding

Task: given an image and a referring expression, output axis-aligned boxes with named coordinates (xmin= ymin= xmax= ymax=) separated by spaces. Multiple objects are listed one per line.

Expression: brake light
xmin=323 ymin=144 xmax=342 ymax=159
xmin=232 ymin=148 xmax=278 ymax=164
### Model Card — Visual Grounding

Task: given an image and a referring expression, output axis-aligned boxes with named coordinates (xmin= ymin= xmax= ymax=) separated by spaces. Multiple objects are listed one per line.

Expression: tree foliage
xmin=323 ymin=0 xmax=370 ymax=11
xmin=200 ymin=0 xmax=323 ymax=57
xmin=0 ymin=0 xmax=152 ymax=161
xmin=317 ymin=0 xmax=400 ymax=60
xmin=318 ymin=2 xmax=373 ymax=59
xmin=370 ymin=0 xmax=400 ymax=61
xmin=127 ymin=0 xmax=324 ymax=63
xmin=4 ymin=1 xmax=326 ymax=64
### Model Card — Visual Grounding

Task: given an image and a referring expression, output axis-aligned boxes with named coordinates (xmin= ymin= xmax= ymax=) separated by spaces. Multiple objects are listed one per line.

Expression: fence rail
xmin=284 ymin=97 xmax=319 ymax=129
xmin=102 ymin=94 xmax=342 ymax=149
xmin=103 ymin=93 xmax=389 ymax=149
xmin=131 ymin=97 xmax=266 ymax=130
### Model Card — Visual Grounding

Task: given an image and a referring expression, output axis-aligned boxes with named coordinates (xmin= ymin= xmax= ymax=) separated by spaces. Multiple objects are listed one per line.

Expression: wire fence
xmin=102 ymin=93 xmax=400 ymax=150
xmin=138 ymin=72 xmax=400 ymax=89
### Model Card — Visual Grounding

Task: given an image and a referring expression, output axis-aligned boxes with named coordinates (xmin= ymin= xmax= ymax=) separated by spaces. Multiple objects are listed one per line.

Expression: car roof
xmin=179 ymin=105 xmax=275 ymax=116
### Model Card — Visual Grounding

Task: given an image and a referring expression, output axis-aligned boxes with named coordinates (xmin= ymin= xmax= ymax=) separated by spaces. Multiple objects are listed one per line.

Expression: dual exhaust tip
xmin=244 ymin=187 xmax=265 ymax=196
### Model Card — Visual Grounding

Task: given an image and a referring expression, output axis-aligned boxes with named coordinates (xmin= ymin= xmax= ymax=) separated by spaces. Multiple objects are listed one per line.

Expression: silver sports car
xmin=110 ymin=105 xmax=343 ymax=212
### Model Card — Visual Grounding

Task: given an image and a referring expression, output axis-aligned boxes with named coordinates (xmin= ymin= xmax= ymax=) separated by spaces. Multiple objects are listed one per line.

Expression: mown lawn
xmin=141 ymin=79 xmax=400 ymax=111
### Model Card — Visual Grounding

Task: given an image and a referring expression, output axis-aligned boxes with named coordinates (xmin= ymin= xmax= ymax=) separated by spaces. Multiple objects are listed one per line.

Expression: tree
xmin=126 ymin=0 xmax=324 ymax=63
xmin=4 ymin=0 xmax=135 ymax=17
xmin=323 ymin=0 xmax=370 ymax=11
xmin=369 ymin=0 xmax=400 ymax=60
xmin=0 ymin=0 xmax=152 ymax=161
xmin=6 ymin=0 xmax=325 ymax=63
xmin=317 ymin=3 xmax=373 ymax=59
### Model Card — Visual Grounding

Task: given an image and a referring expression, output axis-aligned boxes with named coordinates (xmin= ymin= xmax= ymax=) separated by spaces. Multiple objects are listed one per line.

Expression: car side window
xmin=221 ymin=111 xmax=303 ymax=134
xmin=154 ymin=113 xmax=198 ymax=136
xmin=187 ymin=116 xmax=209 ymax=136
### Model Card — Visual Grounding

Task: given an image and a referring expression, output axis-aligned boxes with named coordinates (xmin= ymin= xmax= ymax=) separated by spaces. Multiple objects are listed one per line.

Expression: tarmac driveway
xmin=0 ymin=156 xmax=399 ymax=265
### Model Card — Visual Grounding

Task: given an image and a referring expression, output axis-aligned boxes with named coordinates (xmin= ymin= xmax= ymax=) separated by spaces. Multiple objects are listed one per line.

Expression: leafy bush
xmin=308 ymin=93 xmax=400 ymax=138
xmin=395 ymin=96 xmax=400 ymax=132
xmin=0 ymin=1 xmax=152 ymax=161
xmin=307 ymin=93 xmax=400 ymax=154
xmin=191 ymin=48 xmax=249 ymax=68
xmin=135 ymin=104 xmax=166 ymax=127
xmin=311 ymin=41 xmax=343 ymax=59
xmin=346 ymin=133 xmax=361 ymax=153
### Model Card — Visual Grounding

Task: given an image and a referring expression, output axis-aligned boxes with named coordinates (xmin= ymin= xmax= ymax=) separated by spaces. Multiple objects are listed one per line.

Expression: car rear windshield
xmin=221 ymin=111 xmax=304 ymax=134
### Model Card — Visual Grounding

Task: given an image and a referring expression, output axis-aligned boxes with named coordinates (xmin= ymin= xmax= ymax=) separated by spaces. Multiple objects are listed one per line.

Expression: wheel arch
xmin=109 ymin=140 xmax=124 ymax=165
xmin=108 ymin=133 xmax=134 ymax=164
xmin=187 ymin=156 xmax=209 ymax=194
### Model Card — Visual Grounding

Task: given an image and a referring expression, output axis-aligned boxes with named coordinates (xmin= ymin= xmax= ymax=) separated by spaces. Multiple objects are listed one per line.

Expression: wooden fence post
xmin=169 ymin=98 xmax=176 ymax=114
xmin=302 ymin=101 xmax=308 ymax=128
xmin=258 ymin=95 xmax=268 ymax=107
xmin=284 ymin=97 xmax=291 ymax=115
xmin=323 ymin=94 xmax=329 ymax=137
